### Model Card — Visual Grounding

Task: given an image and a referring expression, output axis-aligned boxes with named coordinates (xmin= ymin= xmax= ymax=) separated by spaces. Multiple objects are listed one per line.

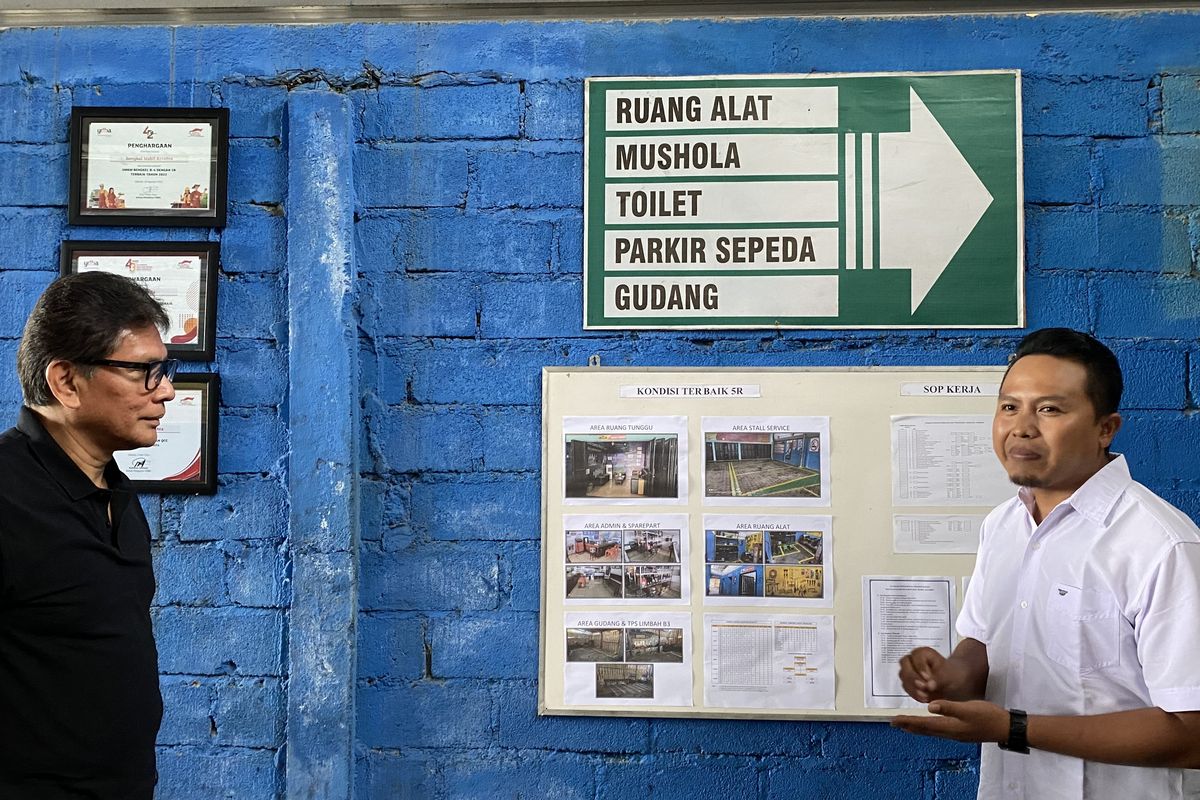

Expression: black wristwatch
xmin=997 ymin=708 xmax=1030 ymax=754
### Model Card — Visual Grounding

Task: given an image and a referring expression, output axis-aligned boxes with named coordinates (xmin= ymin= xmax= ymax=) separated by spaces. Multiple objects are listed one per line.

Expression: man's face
xmin=992 ymin=354 xmax=1119 ymax=496
xmin=74 ymin=324 xmax=176 ymax=452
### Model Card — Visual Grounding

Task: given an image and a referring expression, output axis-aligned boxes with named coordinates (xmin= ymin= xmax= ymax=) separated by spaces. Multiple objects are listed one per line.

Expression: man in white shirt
xmin=893 ymin=328 xmax=1200 ymax=800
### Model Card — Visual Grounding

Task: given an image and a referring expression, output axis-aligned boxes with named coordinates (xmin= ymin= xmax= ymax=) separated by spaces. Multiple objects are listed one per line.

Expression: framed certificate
xmin=61 ymin=240 xmax=219 ymax=361
xmin=114 ymin=372 xmax=219 ymax=495
xmin=68 ymin=107 xmax=229 ymax=228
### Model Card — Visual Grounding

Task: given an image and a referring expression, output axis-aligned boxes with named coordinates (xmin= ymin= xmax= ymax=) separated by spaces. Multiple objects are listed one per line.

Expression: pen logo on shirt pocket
xmin=1045 ymin=583 xmax=1120 ymax=674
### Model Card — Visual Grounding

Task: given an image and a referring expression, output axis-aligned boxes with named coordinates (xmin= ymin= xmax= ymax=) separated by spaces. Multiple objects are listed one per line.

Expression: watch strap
xmin=997 ymin=708 xmax=1030 ymax=754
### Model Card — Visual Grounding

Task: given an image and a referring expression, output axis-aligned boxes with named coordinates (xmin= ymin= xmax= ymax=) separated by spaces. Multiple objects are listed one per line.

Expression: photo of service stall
xmin=705 ymin=430 xmax=822 ymax=499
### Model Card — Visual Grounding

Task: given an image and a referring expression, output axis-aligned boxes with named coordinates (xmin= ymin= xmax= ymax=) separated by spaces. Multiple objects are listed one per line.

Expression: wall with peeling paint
xmin=2 ymin=11 xmax=1200 ymax=799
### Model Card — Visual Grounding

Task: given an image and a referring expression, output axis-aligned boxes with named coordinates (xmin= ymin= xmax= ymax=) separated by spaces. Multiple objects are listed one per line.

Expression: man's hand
xmin=898 ymin=646 xmax=951 ymax=703
xmin=891 ymin=699 xmax=1010 ymax=744
xmin=897 ymin=638 xmax=989 ymax=703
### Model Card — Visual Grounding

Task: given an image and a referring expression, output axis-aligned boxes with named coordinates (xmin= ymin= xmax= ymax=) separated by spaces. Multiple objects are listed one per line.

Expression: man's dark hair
xmin=17 ymin=272 xmax=169 ymax=406
xmin=1005 ymin=327 xmax=1123 ymax=417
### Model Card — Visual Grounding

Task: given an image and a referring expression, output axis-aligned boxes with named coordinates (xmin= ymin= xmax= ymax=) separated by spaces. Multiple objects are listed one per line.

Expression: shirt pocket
xmin=1044 ymin=583 xmax=1121 ymax=674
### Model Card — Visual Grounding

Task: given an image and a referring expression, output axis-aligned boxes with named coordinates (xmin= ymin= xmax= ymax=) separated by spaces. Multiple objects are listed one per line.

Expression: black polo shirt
xmin=0 ymin=408 xmax=161 ymax=799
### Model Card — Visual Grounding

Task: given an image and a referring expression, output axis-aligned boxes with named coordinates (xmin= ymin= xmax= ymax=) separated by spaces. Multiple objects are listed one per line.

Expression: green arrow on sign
xmin=583 ymin=72 xmax=1023 ymax=330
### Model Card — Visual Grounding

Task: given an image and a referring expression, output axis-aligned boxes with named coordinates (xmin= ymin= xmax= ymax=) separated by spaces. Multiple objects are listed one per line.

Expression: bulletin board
xmin=539 ymin=366 xmax=1009 ymax=721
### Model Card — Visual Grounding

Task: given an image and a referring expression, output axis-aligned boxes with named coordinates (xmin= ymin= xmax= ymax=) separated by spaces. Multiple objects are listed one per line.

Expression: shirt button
xmin=1020 ymin=601 xmax=1028 ymax=609
xmin=1031 ymin=542 xmax=1040 ymax=550
xmin=1008 ymin=782 xmax=1019 ymax=791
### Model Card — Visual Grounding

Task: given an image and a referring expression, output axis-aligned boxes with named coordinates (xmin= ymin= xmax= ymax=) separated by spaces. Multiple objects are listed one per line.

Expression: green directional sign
xmin=582 ymin=72 xmax=1023 ymax=329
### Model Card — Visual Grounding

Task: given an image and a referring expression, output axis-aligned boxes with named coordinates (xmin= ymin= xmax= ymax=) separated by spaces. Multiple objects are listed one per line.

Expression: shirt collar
xmin=17 ymin=406 xmax=129 ymax=501
xmin=1016 ymin=453 xmax=1131 ymax=526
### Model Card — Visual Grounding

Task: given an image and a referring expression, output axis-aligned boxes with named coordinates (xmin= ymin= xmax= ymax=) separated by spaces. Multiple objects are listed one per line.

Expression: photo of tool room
xmin=704 ymin=431 xmax=822 ymax=498
xmin=595 ymin=664 xmax=654 ymax=699
xmin=565 ymin=531 xmax=622 ymax=563
xmin=706 ymin=563 xmax=763 ymax=597
xmin=566 ymin=565 xmax=625 ymax=599
xmin=566 ymin=628 xmax=624 ymax=662
xmin=625 ymin=628 xmax=684 ymax=663
xmin=623 ymin=529 xmax=681 ymax=563
xmin=766 ymin=530 xmax=823 ymax=565
xmin=705 ymin=530 xmax=764 ymax=564
xmin=624 ymin=565 xmax=682 ymax=599
xmin=564 ymin=434 xmax=680 ymax=499
xmin=764 ymin=565 xmax=824 ymax=599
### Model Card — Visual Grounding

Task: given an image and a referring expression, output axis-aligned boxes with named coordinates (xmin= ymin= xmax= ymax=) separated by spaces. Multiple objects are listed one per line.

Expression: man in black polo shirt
xmin=0 ymin=272 xmax=177 ymax=798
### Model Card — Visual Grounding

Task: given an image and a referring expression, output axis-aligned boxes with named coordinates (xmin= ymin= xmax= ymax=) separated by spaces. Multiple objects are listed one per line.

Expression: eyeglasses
xmin=80 ymin=358 xmax=180 ymax=391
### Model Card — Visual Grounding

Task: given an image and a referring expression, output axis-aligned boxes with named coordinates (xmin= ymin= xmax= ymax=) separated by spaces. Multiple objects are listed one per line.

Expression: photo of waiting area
xmin=706 ymin=530 xmax=764 ymax=564
xmin=626 ymin=627 xmax=684 ymax=663
xmin=564 ymin=434 xmax=680 ymax=499
xmin=596 ymin=663 xmax=654 ymax=698
xmin=623 ymin=529 xmax=681 ymax=563
xmin=706 ymin=563 xmax=763 ymax=597
xmin=566 ymin=627 xmax=624 ymax=662
xmin=565 ymin=531 xmax=622 ymax=563
xmin=566 ymin=565 xmax=625 ymax=599
xmin=704 ymin=431 xmax=822 ymax=499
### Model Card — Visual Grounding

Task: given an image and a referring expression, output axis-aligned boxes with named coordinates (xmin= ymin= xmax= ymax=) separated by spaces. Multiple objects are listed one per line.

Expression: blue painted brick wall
xmin=4 ymin=10 xmax=1200 ymax=799
xmin=0 ymin=23 xmax=292 ymax=797
xmin=347 ymin=11 xmax=1200 ymax=800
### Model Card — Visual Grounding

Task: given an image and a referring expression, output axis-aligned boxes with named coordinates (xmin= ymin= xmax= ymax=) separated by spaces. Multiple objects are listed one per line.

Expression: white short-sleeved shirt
xmin=958 ymin=455 xmax=1200 ymax=800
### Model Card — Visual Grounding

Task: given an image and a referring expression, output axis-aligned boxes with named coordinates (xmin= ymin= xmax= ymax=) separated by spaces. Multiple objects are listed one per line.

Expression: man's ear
xmin=1099 ymin=412 xmax=1122 ymax=448
xmin=44 ymin=360 xmax=85 ymax=410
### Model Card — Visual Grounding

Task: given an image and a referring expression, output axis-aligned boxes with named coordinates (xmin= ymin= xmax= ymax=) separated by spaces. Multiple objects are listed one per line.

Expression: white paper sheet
xmin=563 ymin=612 xmax=692 ymax=707
xmin=892 ymin=514 xmax=984 ymax=554
xmin=563 ymin=514 xmax=690 ymax=606
xmin=115 ymin=387 xmax=204 ymax=482
xmin=862 ymin=576 xmax=956 ymax=709
xmin=704 ymin=613 xmax=835 ymax=709
xmin=890 ymin=415 xmax=1012 ymax=507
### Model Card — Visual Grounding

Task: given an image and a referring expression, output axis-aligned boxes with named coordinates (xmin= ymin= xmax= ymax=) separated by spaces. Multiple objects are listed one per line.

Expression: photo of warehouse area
xmin=567 ymin=627 xmax=625 ymax=662
xmin=596 ymin=664 xmax=654 ymax=698
xmin=562 ymin=613 xmax=693 ymax=707
xmin=625 ymin=627 xmax=685 ymax=663
xmin=703 ymin=515 xmax=833 ymax=606
xmin=567 ymin=626 xmax=684 ymax=664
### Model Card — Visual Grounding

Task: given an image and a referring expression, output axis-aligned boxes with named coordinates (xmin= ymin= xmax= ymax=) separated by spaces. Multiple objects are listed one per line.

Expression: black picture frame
xmin=68 ymin=106 xmax=229 ymax=228
xmin=114 ymin=372 xmax=220 ymax=495
xmin=60 ymin=240 xmax=220 ymax=362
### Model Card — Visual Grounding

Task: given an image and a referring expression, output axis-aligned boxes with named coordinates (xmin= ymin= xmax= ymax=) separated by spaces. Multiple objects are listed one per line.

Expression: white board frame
xmin=539 ymin=365 xmax=1007 ymax=720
